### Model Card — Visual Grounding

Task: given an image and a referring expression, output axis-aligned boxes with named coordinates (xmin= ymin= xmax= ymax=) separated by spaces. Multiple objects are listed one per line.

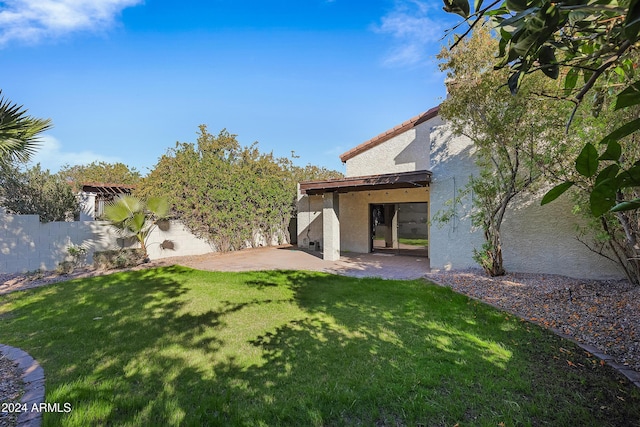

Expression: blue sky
xmin=1 ymin=0 xmax=458 ymax=175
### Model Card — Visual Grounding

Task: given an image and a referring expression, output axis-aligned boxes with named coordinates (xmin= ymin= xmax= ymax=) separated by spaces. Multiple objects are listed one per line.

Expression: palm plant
xmin=0 ymin=90 xmax=52 ymax=165
xmin=103 ymin=195 xmax=170 ymax=261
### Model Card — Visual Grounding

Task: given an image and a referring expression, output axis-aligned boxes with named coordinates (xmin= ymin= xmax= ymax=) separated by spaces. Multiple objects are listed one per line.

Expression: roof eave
xmin=299 ymin=170 xmax=432 ymax=195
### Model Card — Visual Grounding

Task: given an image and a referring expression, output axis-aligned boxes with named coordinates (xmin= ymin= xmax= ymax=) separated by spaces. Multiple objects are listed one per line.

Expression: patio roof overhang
xmin=299 ymin=170 xmax=432 ymax=196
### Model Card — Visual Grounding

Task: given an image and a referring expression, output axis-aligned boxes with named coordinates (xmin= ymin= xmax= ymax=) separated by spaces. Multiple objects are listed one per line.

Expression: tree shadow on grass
xmin=227 ymin=270 xmax=640 ymax=426
xmin=0 ymin=267 xmax=638 ymax=426
xmin=0 ymin=266 xmax=266 ymax=425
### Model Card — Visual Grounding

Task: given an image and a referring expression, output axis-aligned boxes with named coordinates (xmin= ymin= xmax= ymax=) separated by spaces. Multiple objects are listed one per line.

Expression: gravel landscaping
xmin=0 ymin=355 xmax=23 ymax=427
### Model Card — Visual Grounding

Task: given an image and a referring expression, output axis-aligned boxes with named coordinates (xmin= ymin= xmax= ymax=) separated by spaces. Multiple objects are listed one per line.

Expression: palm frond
xmin=104 ymin=200 xmax=135 ymax=225
xmin=146 ymin=196 xmax=169 ymax=218
xmin=0 ymin=90 xmax=52 ymax=164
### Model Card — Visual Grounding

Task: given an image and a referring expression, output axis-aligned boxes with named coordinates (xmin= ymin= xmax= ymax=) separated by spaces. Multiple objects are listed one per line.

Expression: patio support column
xmin=322 ymin=191 xmax=340 ymax=261
xmin=383 ymin=204 xmax=399 ymax=249
xmin=391 ymin=204 xmax=399 ymax=249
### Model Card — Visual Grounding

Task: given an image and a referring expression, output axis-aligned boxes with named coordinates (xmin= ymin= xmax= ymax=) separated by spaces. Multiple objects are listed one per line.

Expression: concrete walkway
xmin=177 ymin=246 xmax=431 ymax=280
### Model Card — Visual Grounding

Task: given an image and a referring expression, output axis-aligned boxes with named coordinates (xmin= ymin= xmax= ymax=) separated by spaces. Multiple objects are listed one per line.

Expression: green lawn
xmin=397 ymin=238 xmax=428 ymax=246
xmin=373 ymin=237 xmax=428 ymax=246
xmin=0 ymin=266 xmax=638 ymax=426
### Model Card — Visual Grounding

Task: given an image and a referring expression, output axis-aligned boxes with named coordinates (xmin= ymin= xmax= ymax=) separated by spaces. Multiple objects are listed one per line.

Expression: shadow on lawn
xmin=223 ymin=270 xmax=640 ymax=426
xmin=0 ymin=266 xmax=255 ymax=425
xmin=1 ymin=267 xmax=638 ymax=426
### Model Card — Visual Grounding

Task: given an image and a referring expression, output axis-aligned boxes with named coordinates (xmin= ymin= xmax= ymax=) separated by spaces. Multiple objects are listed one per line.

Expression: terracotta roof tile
xmin=339 ymin=105 xmax=440 ymax=163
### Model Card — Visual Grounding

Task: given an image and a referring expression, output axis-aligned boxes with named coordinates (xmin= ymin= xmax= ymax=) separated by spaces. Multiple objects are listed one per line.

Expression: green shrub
xmin=67 ymin=245 xmax=87 ymax=265
xmin=136 ymin=126 xmax=342 ymax=252
xmin=93 ymin=249 xmax=145 ymax=270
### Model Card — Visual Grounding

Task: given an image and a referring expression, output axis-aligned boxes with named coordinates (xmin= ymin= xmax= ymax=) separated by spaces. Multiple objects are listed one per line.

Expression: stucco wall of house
xmin=501 ymin=192 xmax=623 ymax=279
xmin=428 ymin=122 xmax=483 ymax=271
xmin=345 ymin=118 xmax=437 ymax=177
xmin=338 ymin=187 xmax=430 ymax=254
xmin=297 ymin=111 xmax=626 ymax=281
xmin=427 ymin=121 xmax=625 ymax=280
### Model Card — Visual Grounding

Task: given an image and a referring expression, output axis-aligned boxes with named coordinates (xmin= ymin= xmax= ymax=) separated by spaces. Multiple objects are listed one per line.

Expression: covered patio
xmin=298 ymin=170 xmax=431 ymax=261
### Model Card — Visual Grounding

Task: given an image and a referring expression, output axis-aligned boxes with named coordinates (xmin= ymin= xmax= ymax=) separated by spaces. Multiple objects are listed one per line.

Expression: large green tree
xmin=442 ymin=0 xmax=640 ymax=283
xmin=437 ymin=25 xmax=572 ymax=276
xmin=442 ymin=0 xmax=639 ymax=213
xmin=137 ymin=126 xmax=341 ymax=252
xmin=0 ymin=163 xmax=79 ymax=222
xmin=58 ymin=161 xmax=141 ymax=192
xmin=0 ymin=91 xmax=52 ymax=165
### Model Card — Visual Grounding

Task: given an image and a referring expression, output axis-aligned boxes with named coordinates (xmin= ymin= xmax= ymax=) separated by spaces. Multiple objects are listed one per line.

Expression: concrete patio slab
xmin=176 ymin=245 xmax=430 ymax=280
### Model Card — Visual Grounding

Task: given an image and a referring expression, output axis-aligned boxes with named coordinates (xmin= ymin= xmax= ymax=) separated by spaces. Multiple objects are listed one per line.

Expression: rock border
xmin=0 ymin=345 xmax=44 ymax=427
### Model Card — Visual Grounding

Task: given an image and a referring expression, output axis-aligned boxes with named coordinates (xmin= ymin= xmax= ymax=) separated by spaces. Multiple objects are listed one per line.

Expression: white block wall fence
xmin=0 ymin=209 xmax=215 ymax=274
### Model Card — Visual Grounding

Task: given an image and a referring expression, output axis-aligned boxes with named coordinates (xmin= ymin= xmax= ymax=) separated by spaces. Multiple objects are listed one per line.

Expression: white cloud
xmin=0 ymin=0 xmax=143 ymax=46
xmin=29 ymin=134 xmax=123 ymax=172
xmin=374 ymin=1 xmax=448 ymax=67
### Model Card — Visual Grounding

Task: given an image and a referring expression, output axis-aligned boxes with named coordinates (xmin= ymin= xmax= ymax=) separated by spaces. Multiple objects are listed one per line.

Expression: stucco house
xmin=297 ymin=106 xmax=623 ymax=281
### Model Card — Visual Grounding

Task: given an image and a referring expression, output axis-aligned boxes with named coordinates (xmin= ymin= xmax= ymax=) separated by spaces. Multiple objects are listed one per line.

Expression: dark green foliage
xmin=543 ymin=101 xmax=640 ymax=285
xmin=443 ymin=0 xmax=640 ymax=284
xmin=540 ymin=181 xmax=574 ymax=205
xmin=58 ymin=161 xmax=141 ymax=192
xmin=444 ymin=1 xmax=639 ymax=217
xmin=443 ymin=0 xmax=471 ymax=17
xmin=575 ymin=143 xmax=599 ymax=178
xmin=137 ymin=126 xmax=341 ymax=252
xmin=0 ymin=162 xmax=79 ymax=222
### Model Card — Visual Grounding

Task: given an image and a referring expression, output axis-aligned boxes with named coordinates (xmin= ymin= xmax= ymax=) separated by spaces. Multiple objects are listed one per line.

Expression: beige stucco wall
xmin=428 ymin=122 xmax=483 ymax=271
xmin=323 ymin=192 xmax=341 ymax=260
xmin=0 ymin=212 xmax=116 ymax=273
xmin=345 ymin=117 xmax=439 ymax=177
xmin=145 ymin=220 xmax=214 ymax=260
xmin=338 ymin=187 xmax=429 ymax=253
xmin=427 ymin=121 xmax=625 ymax=280
xmin=501 ymin=192 xmax=623 ymax=279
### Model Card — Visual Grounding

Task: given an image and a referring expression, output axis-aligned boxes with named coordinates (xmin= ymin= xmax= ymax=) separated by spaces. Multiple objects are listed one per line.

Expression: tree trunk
xmin=487 ymin=230 xmax=506 ymax=276
xmin=477 ymin=224 xmax=506 ymax=277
